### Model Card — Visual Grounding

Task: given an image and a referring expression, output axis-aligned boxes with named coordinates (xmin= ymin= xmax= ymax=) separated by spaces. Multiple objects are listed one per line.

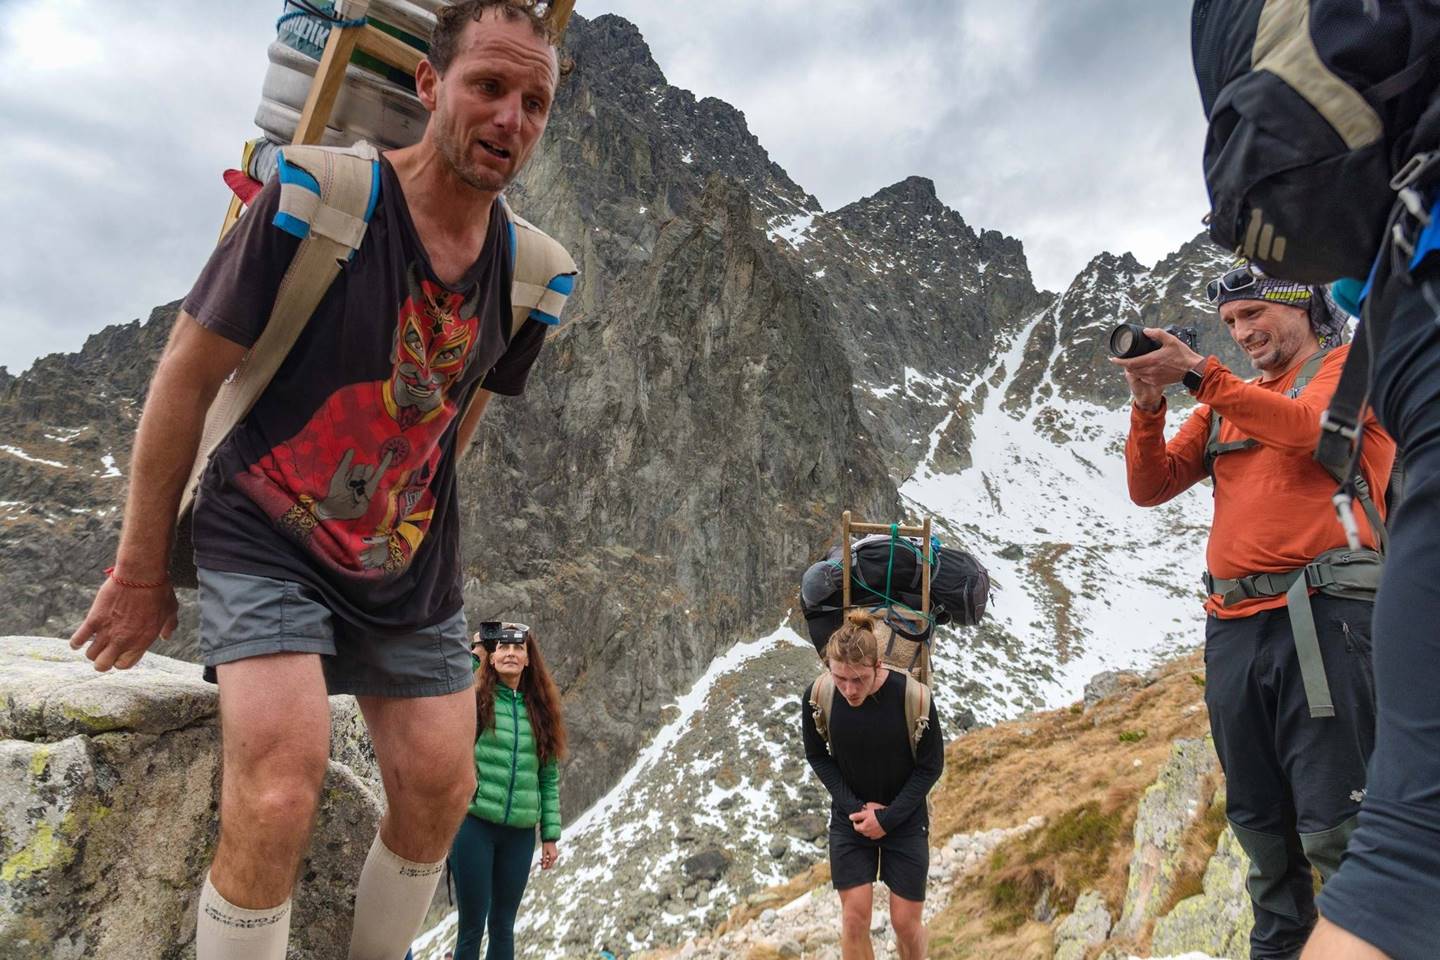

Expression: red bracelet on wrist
xmin=104 ymin=566 xmax=168 ymax=590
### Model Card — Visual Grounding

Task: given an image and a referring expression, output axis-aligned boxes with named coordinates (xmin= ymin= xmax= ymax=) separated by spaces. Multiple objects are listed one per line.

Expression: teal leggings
xmin=449 ymin=815 xmax=536 ymax=960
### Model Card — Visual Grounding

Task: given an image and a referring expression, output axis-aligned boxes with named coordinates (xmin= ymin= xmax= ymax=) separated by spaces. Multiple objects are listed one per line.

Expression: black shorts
xmin=829 ymin=824 xmax=929 ymax=902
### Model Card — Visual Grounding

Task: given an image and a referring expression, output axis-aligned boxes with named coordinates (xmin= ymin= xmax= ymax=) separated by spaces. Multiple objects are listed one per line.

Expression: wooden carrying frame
xmin=220 ymin=0 xmax=577 ymax=237
xmin=838 ymin=510 xmax=933 ymax=683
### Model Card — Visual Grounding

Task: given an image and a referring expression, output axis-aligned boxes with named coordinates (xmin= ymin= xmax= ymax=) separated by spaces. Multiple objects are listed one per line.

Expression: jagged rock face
xmin=506 ymin=13 xmax=819 ymax=322
xmin=0 ymin=306 xmax=201 ymax=649
xmin=0 ymin=637 xmax=382 ymax=960
xmin=775 ymin=176 xmax=1048 ymax=472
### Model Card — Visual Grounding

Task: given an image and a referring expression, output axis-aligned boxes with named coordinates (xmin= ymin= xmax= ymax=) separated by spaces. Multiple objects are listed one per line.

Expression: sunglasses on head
xmin=1205 ymin=265 xmax=1263 ymax=303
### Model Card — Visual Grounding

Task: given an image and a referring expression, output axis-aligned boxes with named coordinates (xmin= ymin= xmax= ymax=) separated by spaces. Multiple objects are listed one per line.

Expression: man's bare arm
xmin=454 ymin=388 xmax=494 ymax=457
xmin=69 ymin=312 xmax=249 ymax=671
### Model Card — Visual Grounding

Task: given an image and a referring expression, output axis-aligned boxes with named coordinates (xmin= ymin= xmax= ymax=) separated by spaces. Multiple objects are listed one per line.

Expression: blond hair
xmin=824 ymin=609 xmax=881 ymax=667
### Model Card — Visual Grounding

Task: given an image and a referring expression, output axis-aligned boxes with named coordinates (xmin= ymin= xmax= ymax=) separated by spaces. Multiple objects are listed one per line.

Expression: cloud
xmin=0 ymin=0 xmax=275 ymax=373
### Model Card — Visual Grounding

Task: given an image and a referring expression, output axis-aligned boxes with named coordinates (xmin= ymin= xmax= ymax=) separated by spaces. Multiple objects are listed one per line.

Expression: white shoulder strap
xmin=174 ymin=142 xmax=379 ymax=526
xmin=501 ymin=198 xmax=578 ymax=337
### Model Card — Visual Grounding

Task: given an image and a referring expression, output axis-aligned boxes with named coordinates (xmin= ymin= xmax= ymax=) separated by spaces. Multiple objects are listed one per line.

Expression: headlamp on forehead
xmin=475 ymin=620 xmax=531 ymax=651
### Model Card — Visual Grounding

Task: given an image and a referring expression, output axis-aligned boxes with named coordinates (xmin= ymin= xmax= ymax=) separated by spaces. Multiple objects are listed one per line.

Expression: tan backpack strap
xmin=500 ymin=197 xmax=578 ymax=338
xmin=175 ymin=141 xmax=380 ymax=524
xmin=452 ymin=198 xmax=579 ymax=428
xmin=810 ymin=673 xmax=836 ymax=747
xmin=903 ymin=675 xmax=931 ymax=760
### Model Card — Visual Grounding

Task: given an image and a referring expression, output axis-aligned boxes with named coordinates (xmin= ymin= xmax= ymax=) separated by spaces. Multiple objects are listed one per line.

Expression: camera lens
xmin=1108 ymin=323 xmax=1158 ymax=359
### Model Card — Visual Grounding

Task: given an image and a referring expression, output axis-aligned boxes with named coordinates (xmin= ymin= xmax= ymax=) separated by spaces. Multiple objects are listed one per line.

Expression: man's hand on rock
xmin=70 ymin=573 xmax=179 ymax=671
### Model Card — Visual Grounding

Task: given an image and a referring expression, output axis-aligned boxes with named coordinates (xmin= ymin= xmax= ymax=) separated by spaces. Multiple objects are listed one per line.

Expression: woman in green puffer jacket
xmin=449 ymin=621 xmax=566 ymax=960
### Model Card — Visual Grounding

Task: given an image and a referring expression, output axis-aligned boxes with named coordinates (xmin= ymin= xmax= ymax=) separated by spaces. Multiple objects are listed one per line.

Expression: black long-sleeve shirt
xmin=800 ymin=669 xmax=944 ymax=836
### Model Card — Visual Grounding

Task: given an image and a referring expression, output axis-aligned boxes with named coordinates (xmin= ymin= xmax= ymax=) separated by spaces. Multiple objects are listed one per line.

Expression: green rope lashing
xmin=884 ymin=522 xmax=899 ymax=605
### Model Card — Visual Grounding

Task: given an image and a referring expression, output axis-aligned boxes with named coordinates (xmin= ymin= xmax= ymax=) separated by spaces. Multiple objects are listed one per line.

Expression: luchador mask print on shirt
xmin=234 ymin=265 xmax=483 ymax=578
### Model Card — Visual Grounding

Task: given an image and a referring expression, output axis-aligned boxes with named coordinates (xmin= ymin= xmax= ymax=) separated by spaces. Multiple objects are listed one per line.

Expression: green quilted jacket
xmin=469 ymin=683 xmax=561 ymax=841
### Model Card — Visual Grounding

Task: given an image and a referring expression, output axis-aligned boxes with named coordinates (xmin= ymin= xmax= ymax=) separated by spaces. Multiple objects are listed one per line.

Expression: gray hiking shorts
xmin=197 ymin=567 xmax=473 ymax=698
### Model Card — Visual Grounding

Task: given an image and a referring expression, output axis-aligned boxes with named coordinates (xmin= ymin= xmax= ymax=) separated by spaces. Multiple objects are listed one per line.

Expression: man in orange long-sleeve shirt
xmin=1115 ymin=267 xmax=1396 ymax=960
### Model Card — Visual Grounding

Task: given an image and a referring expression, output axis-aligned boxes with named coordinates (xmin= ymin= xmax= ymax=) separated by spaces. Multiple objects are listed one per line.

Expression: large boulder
xmin=1113 ymin=737 xmax=1220 ymax=938
xmin=0 ymin=637 xmax=384 ymax=959
xmin=1082 ymin=670 xmax=1145 ymax=711
xmin=1151 ymin=824 xmax=1254 ymax=959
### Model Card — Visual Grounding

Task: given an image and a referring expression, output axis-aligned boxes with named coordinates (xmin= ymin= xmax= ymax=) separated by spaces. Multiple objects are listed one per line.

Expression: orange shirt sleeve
xmin=1125 ymin=397 xmax=1211 ymax=506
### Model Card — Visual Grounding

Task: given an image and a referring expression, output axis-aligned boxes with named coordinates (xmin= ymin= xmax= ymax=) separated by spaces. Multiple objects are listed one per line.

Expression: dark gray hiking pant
xmin=1318 ymin=262 xmax=1440 ymax=960
xmin=1204 ymin=595 xmax=1377 ymax=960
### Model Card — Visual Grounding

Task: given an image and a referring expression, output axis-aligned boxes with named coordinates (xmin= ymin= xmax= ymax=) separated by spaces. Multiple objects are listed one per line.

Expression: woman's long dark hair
xmin=474 ymin=630 xmax=568 ymax=765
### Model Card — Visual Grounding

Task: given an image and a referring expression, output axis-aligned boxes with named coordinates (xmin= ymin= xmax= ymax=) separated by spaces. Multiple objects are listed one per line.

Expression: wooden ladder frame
xmin=839 ymin=509 xmax=932 ymax=628
xmin=219 ymin=0 xmax=577 ymax=238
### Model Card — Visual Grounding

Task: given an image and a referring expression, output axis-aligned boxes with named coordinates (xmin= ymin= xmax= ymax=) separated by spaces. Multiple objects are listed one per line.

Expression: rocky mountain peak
xmin=871 ymin=174 xmax=940 ymax=204
xmin=569 ymin=13 xmax=667 ymax=88
xmin=1154 ymin=230 xmax=1232 ymax=278
xmin=1081 ymin=249 xmax=1148 ymax=284
xmin=832 ymin=174 xmax=965 ymax=237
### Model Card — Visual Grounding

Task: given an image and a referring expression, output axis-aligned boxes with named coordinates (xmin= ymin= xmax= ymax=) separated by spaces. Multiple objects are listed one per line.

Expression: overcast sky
xmin=0 ymin=0 xmax=1208 ymax=374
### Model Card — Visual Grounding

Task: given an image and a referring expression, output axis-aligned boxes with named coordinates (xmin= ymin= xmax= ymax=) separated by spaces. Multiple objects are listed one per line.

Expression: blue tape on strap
xmin=1408 ymin=195 xmax=1440 ymax=272
xmin=275 ymin=150 xmax=320 ymax=195
xmin=273 ymin=210 xmax=311 ymax=240
xmin=528 ymin=308 xmax=561 ymax=326
xmin=545 ymin=273 xmax=576 ymax=295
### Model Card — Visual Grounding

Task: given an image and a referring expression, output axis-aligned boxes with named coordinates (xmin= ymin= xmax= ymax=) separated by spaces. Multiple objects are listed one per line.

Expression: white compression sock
xmin=346 ymin=832 xmax=447 ymax=960
xmin=196 ymin=872 xmax=291 ymax=960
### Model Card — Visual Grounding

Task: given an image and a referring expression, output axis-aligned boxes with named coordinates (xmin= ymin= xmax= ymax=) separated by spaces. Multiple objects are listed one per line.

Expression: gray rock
xmin=1083 ymin=669 xmax=1145 ymax=710
xmin=998 ymin=543 xmax=1025 ymax=561
xmin=1053 ymin=889 xmax=1112 ymax=960
xmin=1151 ymin=825 xmax=1254 ymax=959
xmin=1114 ymin=737 xmax=1220 ymax=938
xmin=769 ymin=839 xmax=788 ymax=859
xmin=788 ymin=814 xmax=828 ymax=842
xmin=682 ymin=847 xmax=732 ymax=884
xmin=0 ymin=637 xmax=383 ymax=960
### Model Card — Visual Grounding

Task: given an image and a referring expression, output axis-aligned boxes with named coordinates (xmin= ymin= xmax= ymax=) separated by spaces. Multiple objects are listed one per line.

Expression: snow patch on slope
xmin=905 ymin=306 xmax=1211 ymax=722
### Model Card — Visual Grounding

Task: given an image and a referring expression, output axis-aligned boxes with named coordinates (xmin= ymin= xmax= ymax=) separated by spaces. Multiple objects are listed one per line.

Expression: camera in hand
xmin=1108 ymin=323 xmax=1199 ymax=359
